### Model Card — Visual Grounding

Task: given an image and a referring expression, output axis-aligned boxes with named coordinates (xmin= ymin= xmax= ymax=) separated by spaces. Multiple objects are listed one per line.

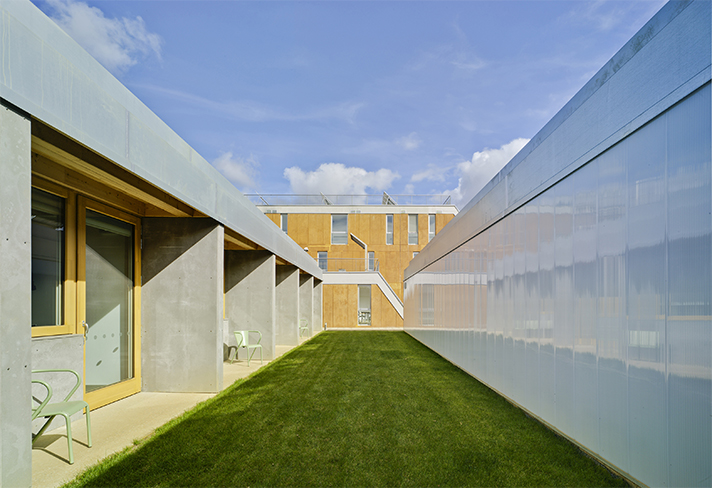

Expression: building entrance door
xmin=79 ymin=198 xmax=141 ymax=409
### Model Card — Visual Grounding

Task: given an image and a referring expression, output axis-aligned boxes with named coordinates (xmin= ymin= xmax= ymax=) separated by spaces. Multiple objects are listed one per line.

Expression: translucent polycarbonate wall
xmin=404 ymin=85 xmax=711 ymax=488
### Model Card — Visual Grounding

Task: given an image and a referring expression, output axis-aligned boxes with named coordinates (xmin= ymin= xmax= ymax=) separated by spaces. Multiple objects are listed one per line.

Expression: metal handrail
xmin=317 ymin=257 xmax=379 ymax=273
xmin=245 ymin=193 xmax=453 ymax=206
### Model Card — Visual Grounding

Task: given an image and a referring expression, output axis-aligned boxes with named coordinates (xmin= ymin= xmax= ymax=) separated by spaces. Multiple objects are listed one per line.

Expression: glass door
xmin=79 ymin=198 xmax=141 ymax=408
xmin=358 ymin=284 xmax=371 ymax=326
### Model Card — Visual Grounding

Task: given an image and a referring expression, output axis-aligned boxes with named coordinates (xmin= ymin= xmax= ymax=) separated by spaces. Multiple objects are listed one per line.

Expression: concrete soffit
xmin=31 ymin=121 xmax=201 ymax=218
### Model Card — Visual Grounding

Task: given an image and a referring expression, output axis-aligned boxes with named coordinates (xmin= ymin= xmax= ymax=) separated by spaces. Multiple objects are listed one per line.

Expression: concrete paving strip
xmin=32 ymin=338 xmax=314 ymax=488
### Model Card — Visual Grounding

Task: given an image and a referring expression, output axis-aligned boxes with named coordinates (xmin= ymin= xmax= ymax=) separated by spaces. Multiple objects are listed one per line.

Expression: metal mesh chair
xmin=32 ymin=369 xmax=92 ymax=464
xmin=231 ymin=330 xmax=263 ymax=367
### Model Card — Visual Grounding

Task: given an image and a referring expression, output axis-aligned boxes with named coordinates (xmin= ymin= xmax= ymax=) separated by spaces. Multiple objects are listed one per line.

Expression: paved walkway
xmin=32 ymin=338 xmax=314 ymax=488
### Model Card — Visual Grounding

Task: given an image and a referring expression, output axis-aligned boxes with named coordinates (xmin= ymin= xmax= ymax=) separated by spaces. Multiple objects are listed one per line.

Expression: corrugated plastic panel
xmin=404 ymin=85 xmax=711 ymax=487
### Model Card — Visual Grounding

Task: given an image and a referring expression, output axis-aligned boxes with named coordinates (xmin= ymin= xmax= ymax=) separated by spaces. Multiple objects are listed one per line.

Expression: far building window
xmin=332 ymin=214 xmax=348 ymax=244
xmin=413 ymin=251 xmax=419 ymax=258
xmin=368 ymin=251 xmax=375 ymax=271
xmin=429 ymin=214 xmax=436 ymax=242
xmin=386 ymin=214 xmax=393 ymax=245
xmin=281 ymin=214 xmax=288 ymax=233
xmin=318 ymin=252 xmax=328 ymax=271
xmin=408 ymin=214 xmax=418 ymax=245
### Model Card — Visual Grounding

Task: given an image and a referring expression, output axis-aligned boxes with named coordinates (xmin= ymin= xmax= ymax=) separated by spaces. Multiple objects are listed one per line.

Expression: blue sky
xmin=32 ymin=0 xmax=665 ymax=208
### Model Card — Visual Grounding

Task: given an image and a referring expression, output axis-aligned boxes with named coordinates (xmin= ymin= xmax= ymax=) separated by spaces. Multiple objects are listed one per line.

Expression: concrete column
xmin=141 ymin=218 xmax=224 ymax=393
xmin=224 ymin=251 xmax=276 ymax=360
xmin=0 ymin=102 xmax=32 ymax=487
xmin=275 ymin=265 xmax=299 ymax=345
xmin=299 ymin=274 xmax=313 ymax=337
xmin=313 ymin=280 xmax=323 ymax=334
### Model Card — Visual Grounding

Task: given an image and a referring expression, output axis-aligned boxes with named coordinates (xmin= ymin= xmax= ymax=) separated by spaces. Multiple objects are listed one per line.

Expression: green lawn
xmin=65 ymin=331 xmax=629 ymax=487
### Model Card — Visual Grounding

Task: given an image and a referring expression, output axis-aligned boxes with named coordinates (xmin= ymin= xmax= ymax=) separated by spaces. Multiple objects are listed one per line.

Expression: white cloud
xmin=284 ymin=163 xmax=399 ymax=195
xmin=136 ymin=84 xmax=364 ymax=124
xmin=446 ymin=138 xmax=529 ymax=208
xmin=411 ymin=164 xmax=447 ymax=183
xmin=562 ymin=0 xmax=666 ymax=33
xmin=212 ymin=152 xmax=258 ymax=191
xmin=43 ymin=0 xmax=162 ymax=75
xmin=408 ymin=43 xmax=486 ymax=75
xmin=395 ymin=132 xmax=422 ymax=151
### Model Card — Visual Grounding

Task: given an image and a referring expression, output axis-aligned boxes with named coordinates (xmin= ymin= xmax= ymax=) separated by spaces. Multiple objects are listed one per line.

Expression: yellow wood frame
xmin=78 ymin=196 xmax=142 ymax=409
xmin=30 ymin=178 xmax=77 ymax=338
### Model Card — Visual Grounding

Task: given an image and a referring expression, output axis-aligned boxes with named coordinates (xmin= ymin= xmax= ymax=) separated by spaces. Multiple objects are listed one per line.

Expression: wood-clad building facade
xmin=256 ymin=198 xmax=457 ymax=328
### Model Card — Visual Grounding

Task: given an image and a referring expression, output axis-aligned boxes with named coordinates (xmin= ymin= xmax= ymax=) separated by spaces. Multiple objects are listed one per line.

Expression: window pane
xmin=32 ymin=188 xmax=65 ymax=327
xmin=429 ymin=214 xmax=436 ymax=242
xmin=85 ymin=210 xmax=134 ymax=391
xmin=281 ymin=214 xmax=288 ymax=233
xmin=386 ymin=215 xmax=393 ymax=245
xmin=318 ymin=252 xmax=328 ymax=271
xmin=408 ymin=214 xmax=418 ymax=245
xmin=332 ymin=214 xmax=348 ymax=244
xmin=368 ymin=251 xmax=375 ymax=271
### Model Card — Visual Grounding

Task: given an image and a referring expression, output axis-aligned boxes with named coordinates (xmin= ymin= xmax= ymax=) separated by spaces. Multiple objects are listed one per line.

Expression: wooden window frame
xmin=31 ymin=178 xmax=77 ymax=338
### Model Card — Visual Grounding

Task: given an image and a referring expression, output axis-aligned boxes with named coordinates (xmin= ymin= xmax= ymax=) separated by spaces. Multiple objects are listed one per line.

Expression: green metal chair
xmin=31 ymin=369 xmax=92 ymax=465
xmin=231 ymin=330 xmax=263 ymax=367
xmin=299 ymin=319 xmax=309 ymax=337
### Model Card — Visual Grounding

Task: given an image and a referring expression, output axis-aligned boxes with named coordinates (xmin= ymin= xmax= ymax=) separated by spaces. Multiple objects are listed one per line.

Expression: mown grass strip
xmin=64 ymin=331 xmax=628 ymax=487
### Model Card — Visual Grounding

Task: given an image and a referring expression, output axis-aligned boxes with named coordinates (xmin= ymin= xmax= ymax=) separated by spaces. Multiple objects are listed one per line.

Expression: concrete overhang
xmin=0 ymin=0 xmax=322 ymax=279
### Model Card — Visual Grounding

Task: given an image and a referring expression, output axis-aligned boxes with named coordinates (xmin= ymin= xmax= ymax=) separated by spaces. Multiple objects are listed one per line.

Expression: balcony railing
xmin=318 ymin=258 xmax=379 ymax=273
xmin=246 ymin=193 xmax=452 ymax=206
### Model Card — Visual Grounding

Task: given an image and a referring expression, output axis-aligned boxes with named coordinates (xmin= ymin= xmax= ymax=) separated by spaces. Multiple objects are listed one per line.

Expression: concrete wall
xmin=224 ymin=251 xmax=276 ymax=360
xmin=275 ymin=265 xmax=299 ymax=345
xmin=299 ymin=274 xmax=313 ymax=337
xmin=0 ymin=101 xmax=32 ymax=487
xmin=141 ymin=218 xmax=224 ymax=393
xmin=31 ymin=335 xmax=84 ymax=432
xmin=312 ymin=280 xmax=323 ymax=333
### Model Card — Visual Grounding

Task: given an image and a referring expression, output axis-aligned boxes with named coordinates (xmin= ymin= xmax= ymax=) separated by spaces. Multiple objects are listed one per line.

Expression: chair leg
xmin=85 ymin=406 xmax=92 ymax=448
xmin=259 ymin=347 xmax=263 ymax=364
xmin=62 ymin=413 xmax=74 ymax=464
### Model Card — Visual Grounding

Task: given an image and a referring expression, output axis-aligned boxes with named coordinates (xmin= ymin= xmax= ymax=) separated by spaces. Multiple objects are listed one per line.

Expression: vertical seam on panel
xmin=595 ymin=162 xmax=601 ymax=454
xmin=663 ymin=110 xmax=671 ymax=488
xmin=624 ymin=127 xmax=631 ymax=475
xmin=552 ymin=192 xmax=558 ymax=426
xmin=572 ymin=173 xmax=578 ymax=440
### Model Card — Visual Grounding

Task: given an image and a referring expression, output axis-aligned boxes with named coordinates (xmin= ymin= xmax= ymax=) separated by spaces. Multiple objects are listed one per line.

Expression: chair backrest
xmin=31 ymin=369 xmax=82 ymax=418
xmin=235 ymin=330 xmax=248 ymax=347
xmin=31 ymin=379 xmax=52 ymax=420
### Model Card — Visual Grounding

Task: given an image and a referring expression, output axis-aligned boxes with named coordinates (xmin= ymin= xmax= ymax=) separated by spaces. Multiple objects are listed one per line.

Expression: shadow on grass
xmin=64 ymin=332 xmax=629 ymax=488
